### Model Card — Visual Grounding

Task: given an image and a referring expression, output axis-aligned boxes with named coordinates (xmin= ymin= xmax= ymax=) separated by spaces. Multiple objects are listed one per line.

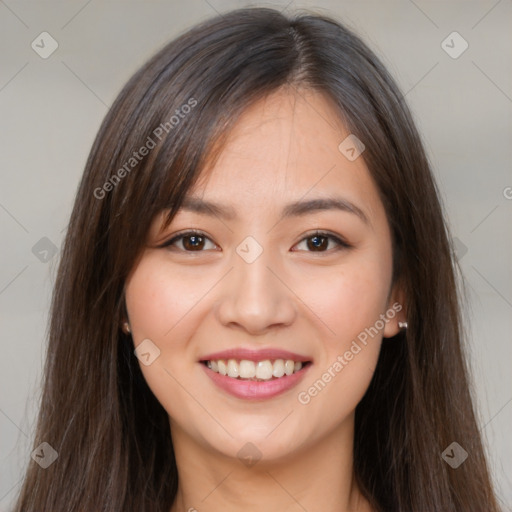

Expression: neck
xmin=169 ymin=414 xmax=373 ymax=512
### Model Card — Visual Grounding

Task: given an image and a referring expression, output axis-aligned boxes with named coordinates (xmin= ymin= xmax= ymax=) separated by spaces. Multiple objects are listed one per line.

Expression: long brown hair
xmin=12 ymin=7 xmax=500 ymax=511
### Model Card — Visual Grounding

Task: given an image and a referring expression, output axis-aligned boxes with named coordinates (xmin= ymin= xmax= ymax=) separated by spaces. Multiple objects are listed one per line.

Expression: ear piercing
xmin=398 ymin=321 xmax=408 ymax=330
xmin=122 ymin=321 xmax=131 ymax=334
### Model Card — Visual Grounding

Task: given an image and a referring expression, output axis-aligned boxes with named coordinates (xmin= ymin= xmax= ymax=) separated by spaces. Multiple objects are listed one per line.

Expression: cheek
xmin=299 ymin=251 xmax=392 ymax=347
xmin=124 ymin=255 xmax=210 ymax=431
xmin=125 ymin=254 xmax=211 ymax=340
xmin=293 ymin=247 xmax=392 ymax=426
xmin=124 ymin=255 xmax=204 ymax=393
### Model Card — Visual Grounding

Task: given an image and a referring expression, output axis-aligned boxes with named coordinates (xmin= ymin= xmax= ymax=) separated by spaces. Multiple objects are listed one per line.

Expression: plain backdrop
xmin=0 ymin=0 xmax=511 ymax=510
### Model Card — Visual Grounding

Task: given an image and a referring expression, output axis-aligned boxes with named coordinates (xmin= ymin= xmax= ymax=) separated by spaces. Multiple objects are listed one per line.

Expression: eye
xmin=292 ymin=231 xmax=351 ymax=253
xmin=159 ymin=230 xmax=217 ymax=252
xmin=158 ymin=229 xmax=350 ymax=253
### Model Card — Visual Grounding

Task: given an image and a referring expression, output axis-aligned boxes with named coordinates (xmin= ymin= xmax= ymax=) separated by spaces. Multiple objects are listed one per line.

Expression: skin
xmin=124 ymin=86 xmax=406 ymax=512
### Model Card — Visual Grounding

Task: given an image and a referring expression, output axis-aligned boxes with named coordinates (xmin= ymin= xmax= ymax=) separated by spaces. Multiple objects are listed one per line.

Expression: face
xmin=124 ymin=87 xmax=404 ymax=464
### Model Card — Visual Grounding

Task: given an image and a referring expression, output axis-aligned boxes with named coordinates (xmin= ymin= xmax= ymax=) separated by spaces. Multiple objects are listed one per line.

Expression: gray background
xmin=0 ymin=0 xmax=511 ymax=510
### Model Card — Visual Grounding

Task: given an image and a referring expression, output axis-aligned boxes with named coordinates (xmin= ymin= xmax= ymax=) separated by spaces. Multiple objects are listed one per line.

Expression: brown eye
xmin=307 ymin=235 xmax=329 ymax=251
xmin=293 ymin=231 xmax=351 ymax=253
xmin=181 ymin=234 xmax=206 ymax=251
xmin=159 ymin=230 xmax=217 ymax=252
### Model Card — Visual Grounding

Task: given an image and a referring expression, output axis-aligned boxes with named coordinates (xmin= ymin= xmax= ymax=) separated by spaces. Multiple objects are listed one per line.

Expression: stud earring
xmin=398 ymin=321 xmax=408 ymax=330
xmin=122 ymin=321 xmax=131 ymax=334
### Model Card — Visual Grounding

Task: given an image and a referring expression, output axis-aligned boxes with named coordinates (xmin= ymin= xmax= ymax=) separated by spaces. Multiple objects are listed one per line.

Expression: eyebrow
xmin=178 ymin=196 xmax=370 ymax=226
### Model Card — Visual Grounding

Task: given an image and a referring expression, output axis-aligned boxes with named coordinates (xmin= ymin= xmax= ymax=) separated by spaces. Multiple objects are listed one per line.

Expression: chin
xmin=200 ymin=419 xmax=310 ymax=464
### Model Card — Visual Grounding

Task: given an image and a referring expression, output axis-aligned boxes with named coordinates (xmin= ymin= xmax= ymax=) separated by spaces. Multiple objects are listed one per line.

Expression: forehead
xmin=187 ymin=87 xmax=385 ymax=227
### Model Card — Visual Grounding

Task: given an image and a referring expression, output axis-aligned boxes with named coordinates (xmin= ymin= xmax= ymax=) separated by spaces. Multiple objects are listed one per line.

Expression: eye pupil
xmin=183 ymin=235 xmax=204 ymax=251
xmin=308 ymin=235 xmax=328 ymax=251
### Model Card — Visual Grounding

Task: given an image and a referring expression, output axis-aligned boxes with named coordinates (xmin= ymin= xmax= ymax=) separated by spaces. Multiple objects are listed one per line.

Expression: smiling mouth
xmin=201 ymin=359 xmax=312 ymax=381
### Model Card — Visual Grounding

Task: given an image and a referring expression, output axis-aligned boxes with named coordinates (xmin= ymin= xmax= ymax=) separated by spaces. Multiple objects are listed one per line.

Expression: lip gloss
xmin=201 ymin=363 xmax=310 ymax=400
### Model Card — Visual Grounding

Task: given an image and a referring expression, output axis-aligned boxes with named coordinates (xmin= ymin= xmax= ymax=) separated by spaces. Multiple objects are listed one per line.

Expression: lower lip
xmin=201 ymin=363 xmax=311 ymax=400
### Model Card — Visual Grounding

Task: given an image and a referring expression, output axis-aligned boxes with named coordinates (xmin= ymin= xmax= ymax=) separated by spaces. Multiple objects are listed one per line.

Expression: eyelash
xmin=158 ymin=229 xmax=351 ymax=253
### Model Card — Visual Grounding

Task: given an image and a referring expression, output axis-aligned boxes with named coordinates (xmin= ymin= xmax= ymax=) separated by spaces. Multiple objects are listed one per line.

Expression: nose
xmin=214 ymin=246 xmax=297 ymax=336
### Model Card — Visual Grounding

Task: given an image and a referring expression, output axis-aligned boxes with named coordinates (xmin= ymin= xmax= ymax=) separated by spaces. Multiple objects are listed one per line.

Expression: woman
xmin=12 ymin=7 xmax=500 ymax=511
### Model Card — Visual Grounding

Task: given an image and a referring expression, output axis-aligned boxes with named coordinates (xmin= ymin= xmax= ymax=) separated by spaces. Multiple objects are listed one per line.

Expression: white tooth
xmin=272 ymin=359 xmax=285 ymax=378
xmin=210 ymin=360 xmax=218 ymax=372
xmin=294 ymin=361 xmax=302 ymax=372
xmin=239 ymin=360 xmax=256 ymax=379
xmin=256 ymin=360 xmax=273 ymax=380
xmin=227 ymin=359 xmax=239 ymax=378
xmin=284 ymin=360 xmax=294 ymax=376
xmin=217 ymin=360 xmax=227 ymax=376
xmin=206 ymin=360 xmax=212 ymax=369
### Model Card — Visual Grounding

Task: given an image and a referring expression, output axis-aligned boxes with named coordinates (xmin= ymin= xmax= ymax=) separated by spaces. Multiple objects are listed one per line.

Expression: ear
xmin=383 ymin=281 xmax=407 ymax=339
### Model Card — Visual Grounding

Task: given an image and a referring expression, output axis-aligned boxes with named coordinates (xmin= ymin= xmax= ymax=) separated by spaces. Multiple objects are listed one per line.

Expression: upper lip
xmin=199 ymin=348 xmax=311 ymax=363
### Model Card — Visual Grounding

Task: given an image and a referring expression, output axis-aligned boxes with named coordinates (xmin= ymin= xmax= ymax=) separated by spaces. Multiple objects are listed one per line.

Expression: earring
xmin=122 ymin=321 xmax=131 ymax=334
xmin=398 ymin=321 xmax=408 ymax=330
